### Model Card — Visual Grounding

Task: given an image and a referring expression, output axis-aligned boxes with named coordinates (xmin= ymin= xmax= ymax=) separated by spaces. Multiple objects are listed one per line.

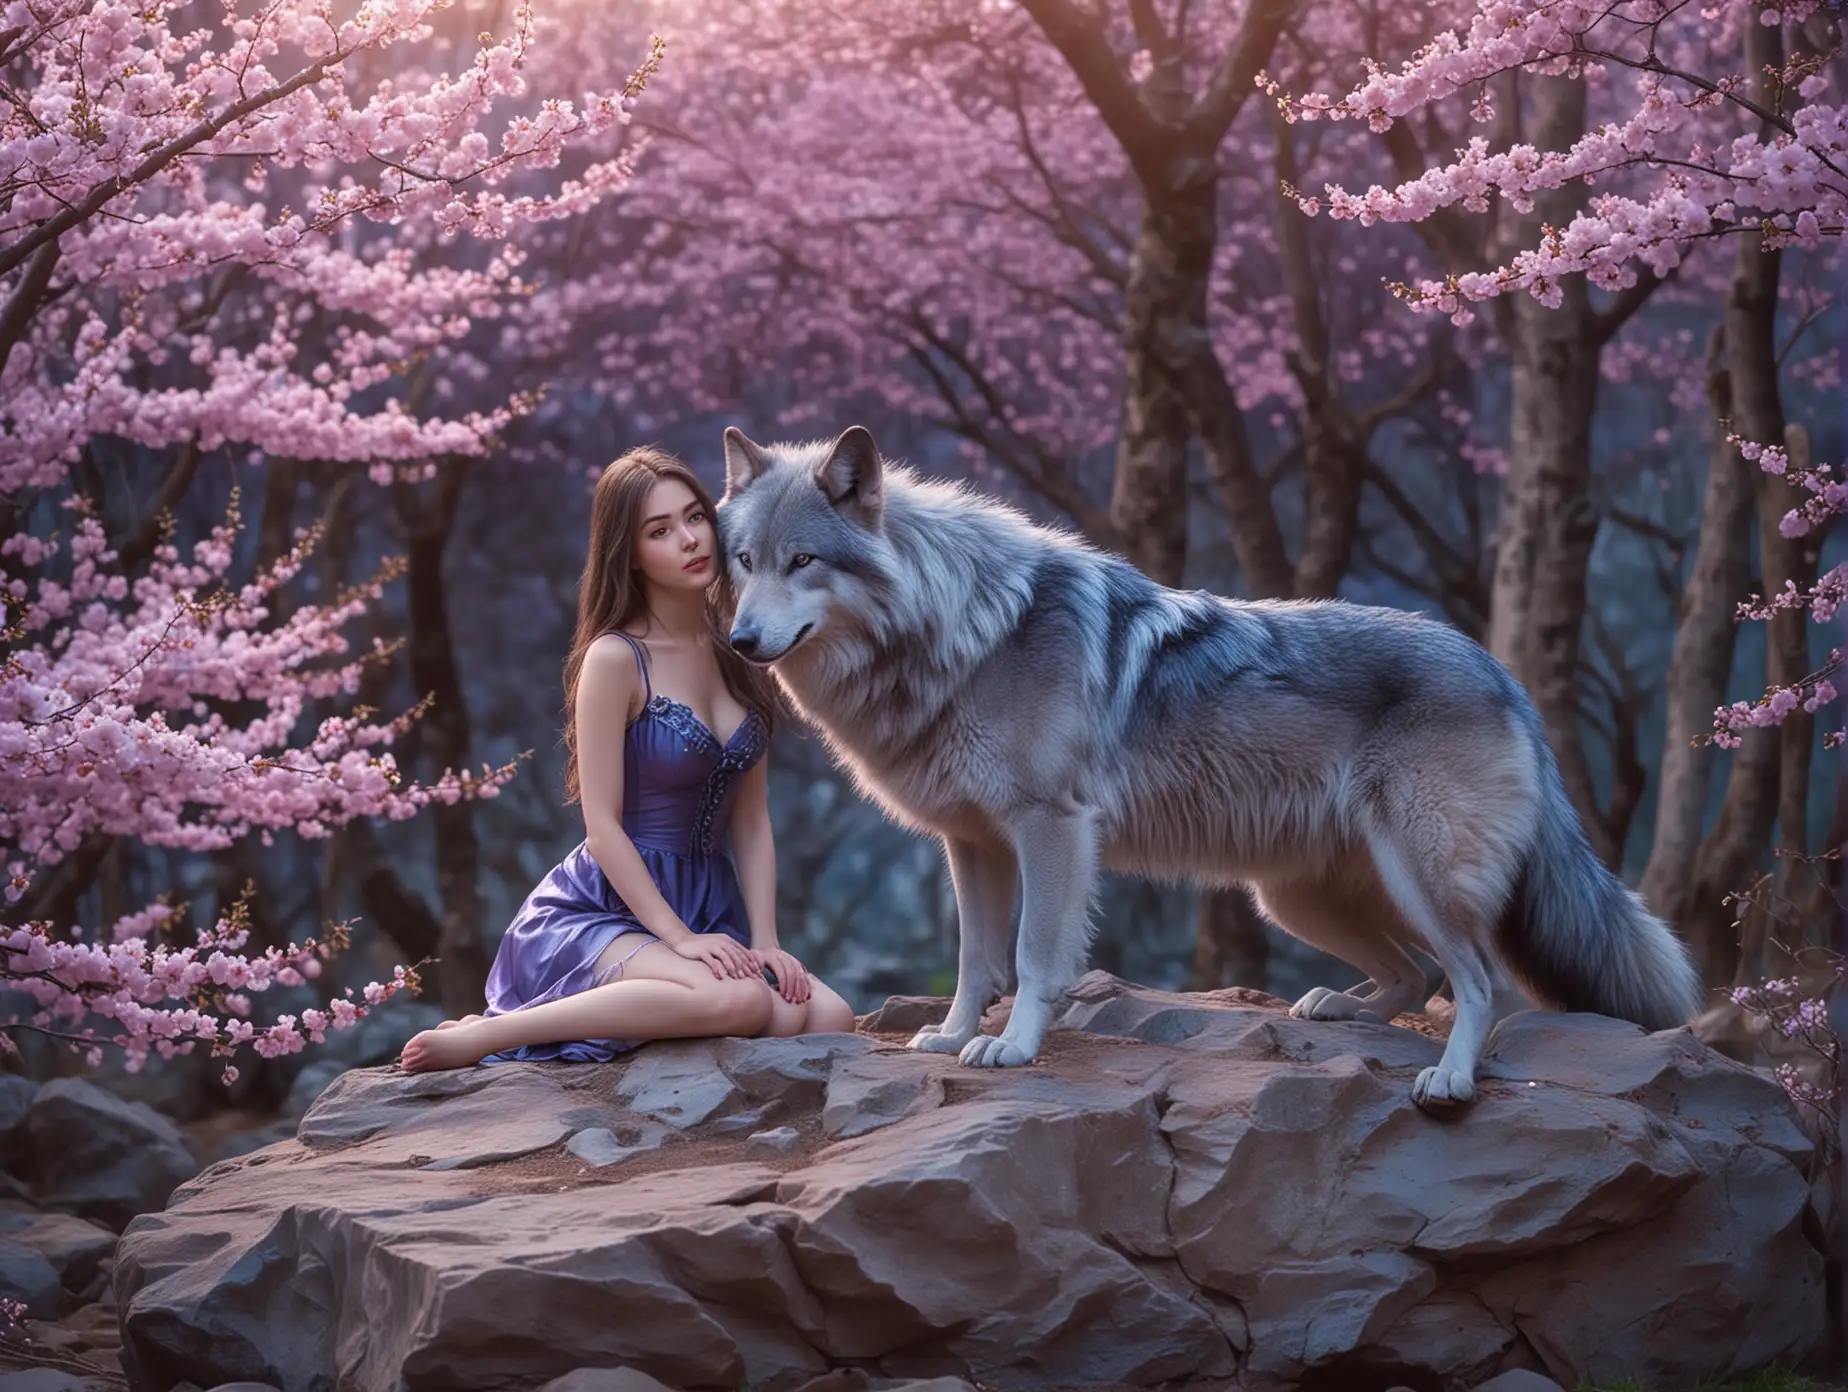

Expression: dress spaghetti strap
xmin=611 ymin=631 xmax=652 ymax=704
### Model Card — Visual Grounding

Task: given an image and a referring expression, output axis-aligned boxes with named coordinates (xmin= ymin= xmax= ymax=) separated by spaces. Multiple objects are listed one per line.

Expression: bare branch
xmin=0 ymin=236 xmax=59 ymax=376
xmin=1013 ymin=0 xmax=1168 ymax=183
xmin=1187 ymin=0 xmax=1298 ymax=144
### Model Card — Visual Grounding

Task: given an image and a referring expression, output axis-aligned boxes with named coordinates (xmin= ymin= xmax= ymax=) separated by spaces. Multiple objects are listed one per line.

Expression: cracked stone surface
xmin=113 ymin=971 xmax=1824 ymax=1391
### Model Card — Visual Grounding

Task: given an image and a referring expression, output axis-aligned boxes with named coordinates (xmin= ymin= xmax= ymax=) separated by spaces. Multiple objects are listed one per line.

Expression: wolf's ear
xmin=815 ymin=426 xmax=884 ymax=528
xmin=722 ymin=427 xmax=772 ymax=501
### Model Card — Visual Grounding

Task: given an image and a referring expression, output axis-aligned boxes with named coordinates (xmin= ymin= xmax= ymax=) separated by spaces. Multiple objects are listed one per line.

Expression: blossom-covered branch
xmin=1263 ymin=0 xmax=1844 ymax=320
xmin=1 ymin=0 xmax=663 ymax=1071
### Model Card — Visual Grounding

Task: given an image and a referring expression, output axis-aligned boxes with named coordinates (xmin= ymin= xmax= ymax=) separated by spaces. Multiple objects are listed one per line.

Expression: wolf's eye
xmin=736 ymin=552 xmax=752 ymax=573
xmin=791 ymin=554 xmax=814 ymax=570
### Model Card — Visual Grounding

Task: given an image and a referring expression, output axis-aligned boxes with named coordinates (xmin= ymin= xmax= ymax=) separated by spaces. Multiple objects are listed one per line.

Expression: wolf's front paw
xmin=1412 ymin=1065 xmax=1476 ymax=1111
xmin=1290 ymin=986 xmax=1364 ymax=1022
xmin=959 ymin=1034 xmax=1033 ymax=1068
xmin=907 ymin=1024 xmax=969 ymax=1054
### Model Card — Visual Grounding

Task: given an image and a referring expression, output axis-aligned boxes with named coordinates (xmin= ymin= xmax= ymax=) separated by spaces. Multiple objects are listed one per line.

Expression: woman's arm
xmin=730 ymin=755 xmax=809 ymax=1003
xmin=729 ymin=755 xmax=779 ymax=953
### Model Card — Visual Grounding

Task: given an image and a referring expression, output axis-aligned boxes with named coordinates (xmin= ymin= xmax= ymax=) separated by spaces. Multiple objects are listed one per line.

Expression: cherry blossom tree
xmin=578 ymin=0 xmax=1500 ymax=986
xmin=1 ymin=0 xmax=661 ymax=1068
xmin=1276 ymin=0 xmax=1843 ymax=972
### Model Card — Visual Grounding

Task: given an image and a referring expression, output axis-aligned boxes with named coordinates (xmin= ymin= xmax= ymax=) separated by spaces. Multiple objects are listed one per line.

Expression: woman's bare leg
xmin=764 ymin=977 xmax=859 ymax=1037
xmin=399 ymin=935 xmax=774 ymax=1072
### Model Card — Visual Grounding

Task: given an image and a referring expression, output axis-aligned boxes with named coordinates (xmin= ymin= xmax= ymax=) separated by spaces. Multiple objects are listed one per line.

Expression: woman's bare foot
xmin=399 ymin=1024 xmax=492 ymax=1072
xmin=433 ymin=1014 xmax=484 ymax=1032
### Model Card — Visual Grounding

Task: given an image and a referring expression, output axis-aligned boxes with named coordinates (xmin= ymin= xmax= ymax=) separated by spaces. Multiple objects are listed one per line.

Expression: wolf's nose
xmin=730 ymin=631 xmax=761 ymax=660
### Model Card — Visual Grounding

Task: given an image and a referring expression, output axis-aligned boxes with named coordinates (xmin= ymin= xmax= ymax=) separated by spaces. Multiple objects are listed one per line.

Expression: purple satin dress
xmin=481 ymin=633 xmax=769 ymax=1063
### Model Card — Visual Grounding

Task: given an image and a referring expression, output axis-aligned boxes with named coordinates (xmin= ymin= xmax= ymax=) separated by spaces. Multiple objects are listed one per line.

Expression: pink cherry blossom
xmin=2 ymin=0 xmax=662 ymax=1071
xmin=1268 ymin=0 xmax=1843 ymax=314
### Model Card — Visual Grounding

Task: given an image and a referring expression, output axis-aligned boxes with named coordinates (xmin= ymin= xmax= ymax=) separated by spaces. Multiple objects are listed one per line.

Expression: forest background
xmin=2 ymin=0 xmax=1845 ymax=1131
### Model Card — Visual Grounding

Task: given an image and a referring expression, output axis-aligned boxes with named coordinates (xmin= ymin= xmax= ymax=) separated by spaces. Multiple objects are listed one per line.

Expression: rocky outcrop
xmin=113 ymin=973 xmax=1825 ymax=1391
xmin=19 ymin=1081 xmax=197 ymax=1233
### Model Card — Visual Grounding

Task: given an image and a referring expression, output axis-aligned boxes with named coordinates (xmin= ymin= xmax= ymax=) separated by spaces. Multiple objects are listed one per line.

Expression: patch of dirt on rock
xmin=1196 ymin=985 xmax=1291 ymax=1011
xmin=463 ymin=1111 xmax=836 ymax=1196
xmin=1393 ymin=995 xmax=1455 ymax=1040
xmin=860 ymin=1026 xmax=1144 ymax=1061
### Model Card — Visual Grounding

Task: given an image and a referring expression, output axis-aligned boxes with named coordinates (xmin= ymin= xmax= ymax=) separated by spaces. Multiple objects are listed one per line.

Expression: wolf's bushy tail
xmin=1501 ymin=729 xmax=1703 ymax=1031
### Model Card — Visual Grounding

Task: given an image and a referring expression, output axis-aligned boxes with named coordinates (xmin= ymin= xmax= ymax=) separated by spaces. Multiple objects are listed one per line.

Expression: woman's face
xmin=633 ymin=477 xmax=718 ymax=594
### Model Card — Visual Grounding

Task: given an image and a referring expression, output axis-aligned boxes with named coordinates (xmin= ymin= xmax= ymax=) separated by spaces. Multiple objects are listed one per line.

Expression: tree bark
xmin=114 ymin=439 xmax=203 ymax=573
xmin=1191 ymin=886 xmax=1271 ymax=992
xmin=1719 ymin=117 xmax=1807 ymax=892
xmin=255 ymin=459 xmax=305 ymax=606
xmin=1684 ymin=14 xmax=1814 ymax=975
xmin=0 ymin=237 xmax=60 ymax=377
xmin=317 ymin=468 xmax=453 ymax=974
xmin=1653 ymin=21 xmax=1802 ymax=987
xmin=1638 ymin=332 xmax=1758 ymax=935
xmin=392 ymin=462 xmax=491 ymax=1011
xmin=1272 ymin=105 xmax=1365 ymax=600
xmin=3 ymin=832 xmax=113 ymax=930
xmin=1484 ymin=75 xmax=1612 ymax=864
xmin=1113 ymin=199 xmax=1195 ymax=587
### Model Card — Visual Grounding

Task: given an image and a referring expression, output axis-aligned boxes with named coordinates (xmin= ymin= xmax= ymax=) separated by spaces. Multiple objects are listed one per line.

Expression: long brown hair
xmin=562 ymin=446 xmax=777 ymax=803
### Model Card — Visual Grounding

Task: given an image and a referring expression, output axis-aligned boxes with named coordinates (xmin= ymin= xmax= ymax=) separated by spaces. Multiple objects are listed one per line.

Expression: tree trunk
xmin=255 ymin=458 xmax=305 ymax=621
xmin=1485 ymin=76 xmax=1609 ymax=864
xmin=1676 ymin=14 xmax=1806 ymax=988
xmin=321 ymin=469 xmax=450 ymax=974
xmin=1273 ymin=104 xmax=1364 ymax=601
xmin=1114 ymin=203 xmax=1194 ymax=587
xmin=1638 ymin=332 xmax=1757 ymax=933
xmin=393 ymin=462 xmax=490 ymax=1011
xmin=4 ymin=832 xmax=112 ymax=930
xmin=1190 ymin=885 xmax=1271 ymax=992
xmin=1727 ymin=17 xmax=1813 ymax=898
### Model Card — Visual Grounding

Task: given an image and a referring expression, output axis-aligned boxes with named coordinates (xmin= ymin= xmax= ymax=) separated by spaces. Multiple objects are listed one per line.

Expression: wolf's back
xmin=1498 ymin=723 xmax=1702 ymax=1030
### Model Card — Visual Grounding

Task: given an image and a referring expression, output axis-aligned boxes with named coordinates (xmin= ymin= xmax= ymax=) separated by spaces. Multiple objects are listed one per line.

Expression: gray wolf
xmin=717 ymin=425 xmax=1702 ymax=1109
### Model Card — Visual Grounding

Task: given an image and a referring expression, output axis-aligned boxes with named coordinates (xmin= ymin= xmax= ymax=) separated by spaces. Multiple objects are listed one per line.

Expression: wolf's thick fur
xmin=718 ymin=426 xmax=1702 ymax=1109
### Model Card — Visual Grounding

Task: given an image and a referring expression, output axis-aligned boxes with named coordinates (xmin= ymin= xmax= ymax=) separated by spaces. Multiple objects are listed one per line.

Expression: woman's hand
xmin=752 ymin=947 xmax=812 ymax=1004
xmin=671 ymin=932 xmax=758 ymax=981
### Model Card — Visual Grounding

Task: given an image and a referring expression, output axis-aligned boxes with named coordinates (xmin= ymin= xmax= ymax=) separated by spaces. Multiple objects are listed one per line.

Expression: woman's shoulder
xmin=581 ymin=633 xmax=651 ymax=701
xmin=584 ymin=632 xmax=645 ymax=670
xmin=587 ymin=630 xmax=642 ymax=658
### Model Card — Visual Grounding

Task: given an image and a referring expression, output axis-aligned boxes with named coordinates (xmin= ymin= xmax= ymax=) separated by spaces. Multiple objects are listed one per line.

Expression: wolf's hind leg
xmin=961 ymin=804 xmax=1098 ymax=1068
xmin=910 ymin=835 xmax=1017 ymax=1055
xmin=1254 ymin=878 xmax=1429 ymax=1023
xmin=1362 ymin=830 xmax=1508 ymax=1111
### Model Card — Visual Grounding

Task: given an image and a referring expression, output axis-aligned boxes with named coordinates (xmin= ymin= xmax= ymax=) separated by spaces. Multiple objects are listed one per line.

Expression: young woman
xmin=398 ymin=447 xmax=856 ymax=1072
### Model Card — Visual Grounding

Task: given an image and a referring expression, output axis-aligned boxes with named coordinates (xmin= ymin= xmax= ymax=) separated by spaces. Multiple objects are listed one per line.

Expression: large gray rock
xmin=0 ymin=1237 xmax=62 ymax=1317
xmin=0 ymin=1076 xmax=35 ymax=1152
xmin=113 ymin=973 xmax=1824 ymax=1391
xmin=282 ymin=1059 xmax=347 ymax=1121
xmin=0 ymin=1210 xmax=116 ymax=1290
xmin=535 ymin=1373 xmax=678 ymax=1392
xmin=1472 ymin=1374 xmax=1566 ymax=1392
xmin=210 ymin=1120 xmax=297 ymax=1165
xmin=23 ymin=1078 xmax=197 ymax=1230
xmin=0 ymin=1372 xmax=117 ymax=1392
xmin=0 ymin=1076 xmax=36 ymax=1201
